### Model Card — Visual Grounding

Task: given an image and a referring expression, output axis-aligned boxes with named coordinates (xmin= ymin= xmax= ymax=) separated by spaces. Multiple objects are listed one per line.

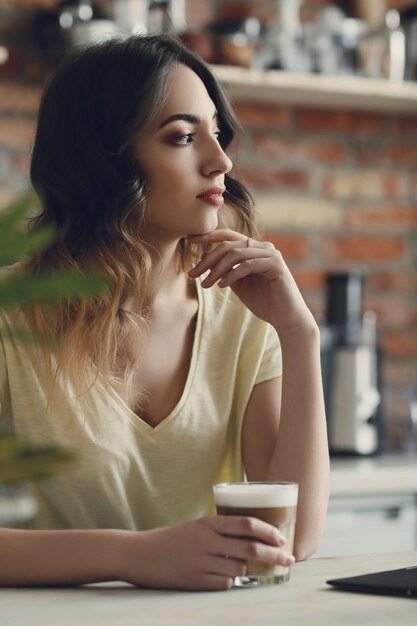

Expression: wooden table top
xmin=2 ymin=551 xmax=416 ymax=625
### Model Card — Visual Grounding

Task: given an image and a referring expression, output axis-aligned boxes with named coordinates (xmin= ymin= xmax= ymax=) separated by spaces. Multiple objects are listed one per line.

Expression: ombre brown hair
xmin=23 ymin=33 xmax=256 ymax=404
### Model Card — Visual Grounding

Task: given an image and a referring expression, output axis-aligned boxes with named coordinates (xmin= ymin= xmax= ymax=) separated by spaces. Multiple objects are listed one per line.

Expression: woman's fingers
xmin=187 ymin=229 xmax=277 ymax=286
xmin=218 ymin=257 xmax=281 ymax=288
xmin=189 ymin=243 xmax=276 ymax=284
xmin=206 ymin=555 xmax=247 ymax=579
xmin=188 ymin=241 xmax=243 ymax=278
xmin=210 ymin=514 xmax=285 ymax=546
xmin=203 ymin=250 xmax=275 ymax=288
xmin=213 ymin=536 xmax=294 ymax=568
xmin=209 ymin=515 xmax=295 ymax=565
xmin=200 ymin=574 xmax=234 ymax=591
xmin=203 ymin=516 xmax=294 ymax=583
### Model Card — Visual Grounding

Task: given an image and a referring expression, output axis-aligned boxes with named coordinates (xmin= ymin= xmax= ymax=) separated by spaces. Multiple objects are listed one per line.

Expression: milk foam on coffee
xmin=213 ymin=483 xmax=298 ymax=508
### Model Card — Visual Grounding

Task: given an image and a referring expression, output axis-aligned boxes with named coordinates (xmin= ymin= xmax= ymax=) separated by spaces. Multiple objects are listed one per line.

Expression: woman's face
xmin=132 ymin=63 xmax=233 ymax=245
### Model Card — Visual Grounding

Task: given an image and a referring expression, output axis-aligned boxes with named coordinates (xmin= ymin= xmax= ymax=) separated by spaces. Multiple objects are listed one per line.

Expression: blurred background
xmin=0 ymin=0 xmax=416 ymax=456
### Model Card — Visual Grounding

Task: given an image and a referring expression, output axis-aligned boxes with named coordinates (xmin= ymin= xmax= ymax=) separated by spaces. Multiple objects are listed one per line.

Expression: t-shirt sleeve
xmin=255 ymin=323 xmax=282 ymax=385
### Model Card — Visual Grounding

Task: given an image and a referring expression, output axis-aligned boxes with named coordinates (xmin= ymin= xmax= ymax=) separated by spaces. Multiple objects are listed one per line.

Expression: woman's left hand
xmin=187 ymin=229 xmax=315 ymax=335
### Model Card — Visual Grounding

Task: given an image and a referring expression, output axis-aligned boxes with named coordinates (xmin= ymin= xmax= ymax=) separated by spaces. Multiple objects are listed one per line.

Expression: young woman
xmin=0 ymin=34 xmax=329 ymax=590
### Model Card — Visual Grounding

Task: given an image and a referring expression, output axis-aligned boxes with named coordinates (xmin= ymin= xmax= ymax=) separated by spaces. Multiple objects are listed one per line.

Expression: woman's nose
xmin=202 ymin=138 xmax=233 ymax=177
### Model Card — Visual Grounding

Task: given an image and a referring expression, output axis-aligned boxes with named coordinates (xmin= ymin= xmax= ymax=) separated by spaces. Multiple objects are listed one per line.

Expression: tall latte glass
xmin=213 ymin=481 xmax=298 ymax=587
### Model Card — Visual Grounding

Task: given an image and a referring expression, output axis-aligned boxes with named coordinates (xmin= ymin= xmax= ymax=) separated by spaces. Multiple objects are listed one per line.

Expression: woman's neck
xmin=146 ymin=238 xmax=193 ymax=312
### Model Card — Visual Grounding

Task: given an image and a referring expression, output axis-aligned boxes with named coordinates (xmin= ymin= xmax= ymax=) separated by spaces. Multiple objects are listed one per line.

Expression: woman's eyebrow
xmin=158 ymin=110 xmax=218 ymax=129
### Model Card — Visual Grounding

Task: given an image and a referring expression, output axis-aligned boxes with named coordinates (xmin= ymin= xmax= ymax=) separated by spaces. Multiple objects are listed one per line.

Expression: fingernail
xmin=275 ymin=531 xmax=286 ymax=545
xmin=285 ymin=554 xmax=295 ymax=565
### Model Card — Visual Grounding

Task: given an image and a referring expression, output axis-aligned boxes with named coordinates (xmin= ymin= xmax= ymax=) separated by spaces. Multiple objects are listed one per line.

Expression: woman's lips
xmin=196 ymin=187 xmax=225 ymax=207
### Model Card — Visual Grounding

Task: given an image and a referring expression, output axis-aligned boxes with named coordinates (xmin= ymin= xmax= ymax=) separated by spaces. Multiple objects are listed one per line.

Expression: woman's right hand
xmin=118 ymin=516 xmax=295 ymax=591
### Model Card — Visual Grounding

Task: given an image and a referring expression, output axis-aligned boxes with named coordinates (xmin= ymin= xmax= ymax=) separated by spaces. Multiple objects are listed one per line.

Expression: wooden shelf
xmin=211 ymin=64 xmax=417 ymax=115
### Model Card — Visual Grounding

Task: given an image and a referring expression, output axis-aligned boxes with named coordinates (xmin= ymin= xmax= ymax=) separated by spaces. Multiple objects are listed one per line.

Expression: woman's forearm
xmin=0 ymin=517 xmax=296 ymax=590
xmin=267 ymin=322 xmax=330 ymax=561
xmin=0 ymin=527 xmax=126 ymax=586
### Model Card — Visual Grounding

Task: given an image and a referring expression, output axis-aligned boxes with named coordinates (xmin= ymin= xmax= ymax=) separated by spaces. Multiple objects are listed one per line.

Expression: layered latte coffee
xmin=213 ymin=482 xmax=298 ymax=586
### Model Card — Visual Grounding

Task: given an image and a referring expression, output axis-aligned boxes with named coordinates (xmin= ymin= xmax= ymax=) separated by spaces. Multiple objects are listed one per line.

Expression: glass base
xmin=232 ymin=571 xmax=290 ymax=588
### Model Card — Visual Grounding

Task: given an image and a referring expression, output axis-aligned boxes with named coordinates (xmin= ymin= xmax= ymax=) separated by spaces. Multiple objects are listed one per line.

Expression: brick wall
xmin=232 ymin=102 xmax=417 ymax=449
xmin=1 ymin=0 xmax=417 ymax=449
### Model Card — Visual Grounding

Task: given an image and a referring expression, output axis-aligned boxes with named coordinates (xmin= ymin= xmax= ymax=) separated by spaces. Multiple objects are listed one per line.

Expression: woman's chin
xmin=196 ymin=215 xmax=219 ymax=235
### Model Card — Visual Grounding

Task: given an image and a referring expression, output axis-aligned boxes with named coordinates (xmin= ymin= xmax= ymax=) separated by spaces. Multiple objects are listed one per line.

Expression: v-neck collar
xmin=97 ymin=277 xmax=204 ymax=435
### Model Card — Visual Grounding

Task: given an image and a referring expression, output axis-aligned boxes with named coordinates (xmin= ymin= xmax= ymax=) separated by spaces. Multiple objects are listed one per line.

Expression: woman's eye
xmin=173 ymin=133 xmax=194 ymax=145
xmin=171 ymin=130 xmax=222 ymax=146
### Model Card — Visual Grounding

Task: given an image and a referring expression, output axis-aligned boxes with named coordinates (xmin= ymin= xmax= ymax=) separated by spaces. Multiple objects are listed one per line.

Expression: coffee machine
xmin=321 ymin=273 xmax=381 ymax=455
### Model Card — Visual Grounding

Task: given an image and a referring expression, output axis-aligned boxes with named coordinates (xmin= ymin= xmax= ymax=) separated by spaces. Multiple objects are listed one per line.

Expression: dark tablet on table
xmin=327 ymin=565 xmax=417 ymax=598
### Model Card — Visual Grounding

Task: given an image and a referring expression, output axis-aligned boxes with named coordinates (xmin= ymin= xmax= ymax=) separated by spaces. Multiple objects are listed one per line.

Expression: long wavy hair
xmin=23 ymin=33 xmax=256 ymax=405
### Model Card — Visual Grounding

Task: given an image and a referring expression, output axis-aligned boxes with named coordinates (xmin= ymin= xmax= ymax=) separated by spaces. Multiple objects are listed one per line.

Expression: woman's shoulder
xmin=196 ymin=279 xmax=282 ymax=379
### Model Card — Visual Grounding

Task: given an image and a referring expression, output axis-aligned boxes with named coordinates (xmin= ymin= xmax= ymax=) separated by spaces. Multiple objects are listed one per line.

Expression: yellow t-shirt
xmin=0 ymin=279 xmax=282 ymax=530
